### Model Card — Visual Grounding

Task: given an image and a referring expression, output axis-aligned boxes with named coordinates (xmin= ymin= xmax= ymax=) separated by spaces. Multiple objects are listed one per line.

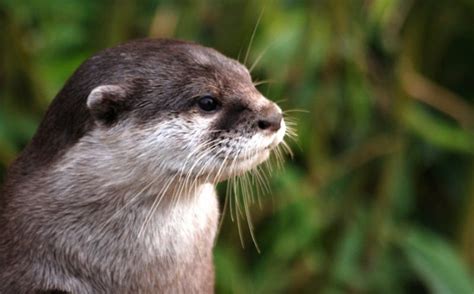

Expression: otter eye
xmin=197 ymin=96 xmax=219 ymax=112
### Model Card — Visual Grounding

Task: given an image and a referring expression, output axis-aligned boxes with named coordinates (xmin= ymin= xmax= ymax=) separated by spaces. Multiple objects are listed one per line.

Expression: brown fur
xmin=0 ymin=38 xmax=283 ymax=293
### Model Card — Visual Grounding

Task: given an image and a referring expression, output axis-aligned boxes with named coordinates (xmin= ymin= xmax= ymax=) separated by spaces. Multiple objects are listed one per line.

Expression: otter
xmin=0 ymin=39 xmax=286 ymax=293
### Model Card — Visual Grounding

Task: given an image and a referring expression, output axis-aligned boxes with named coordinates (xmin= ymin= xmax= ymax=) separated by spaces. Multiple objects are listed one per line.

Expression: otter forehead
xmin=167 ymin=42 xmax=260 ymax=110
xmin=175 ymin=43 xmax=260 ymax=108
xmin=107 ymin=39 xmax=253 ymax=90
xmin=86 ymin=39 xmax=266 ymax=124
xmin=186 ymin=44 xmax=251 ymax=81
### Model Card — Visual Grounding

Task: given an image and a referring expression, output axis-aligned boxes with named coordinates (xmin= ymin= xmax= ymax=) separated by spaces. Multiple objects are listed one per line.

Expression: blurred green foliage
xmin=1 ymin=0 xmax=474 ymax=293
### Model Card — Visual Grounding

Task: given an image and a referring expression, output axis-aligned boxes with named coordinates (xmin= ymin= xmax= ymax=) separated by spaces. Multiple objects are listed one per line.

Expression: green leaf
xmin=402 ymin=104 xmax=474 ymax=154
xmin=330 ymin=214 xmax=365 ymax=287
xmin=400 ymin=228 xmax=474 ymax=294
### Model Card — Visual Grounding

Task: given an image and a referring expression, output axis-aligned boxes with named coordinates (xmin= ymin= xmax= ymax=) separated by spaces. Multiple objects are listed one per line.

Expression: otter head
xmin=81 ymin=39 xmax=285 ymax=185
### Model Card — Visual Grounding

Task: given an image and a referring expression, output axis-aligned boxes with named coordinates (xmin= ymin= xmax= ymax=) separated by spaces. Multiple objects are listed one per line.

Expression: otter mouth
xmin=219 ymin=138 xmax=283 ymax=175
xmin=264 ymin=139 xmax=281 ymax=150
xmin=216 ymin=138 xmax=279 ymax=162
xmin=171 ymin=120 xmax=288 ymax=182
xmin=217 ymin=123 xmax=285 ymax=164
xmin=234 ymin=148 xmax=270 ymax=164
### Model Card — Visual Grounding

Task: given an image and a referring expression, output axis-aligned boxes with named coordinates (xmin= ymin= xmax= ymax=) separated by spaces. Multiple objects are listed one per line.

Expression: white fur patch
xmin=145 ymin=183 xmax=217 ymax=258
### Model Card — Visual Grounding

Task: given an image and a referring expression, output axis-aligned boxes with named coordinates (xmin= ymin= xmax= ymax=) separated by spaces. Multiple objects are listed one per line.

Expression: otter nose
xmin=257 ymin=112 xmax=282 ymax=132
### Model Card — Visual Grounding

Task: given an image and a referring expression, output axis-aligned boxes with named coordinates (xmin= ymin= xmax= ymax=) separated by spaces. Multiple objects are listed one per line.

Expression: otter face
xmin=84 ymin=39 xmax=286 ymax=183
xmin=196 ymin=90 xmax=286 ymax=181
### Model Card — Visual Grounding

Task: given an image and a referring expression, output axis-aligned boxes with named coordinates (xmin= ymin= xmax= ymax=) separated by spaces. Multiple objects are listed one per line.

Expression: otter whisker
xmin=216 ymin=149 xmax=234 ymax=237
xmin=242 ymin=187 xmax=260 ymax=253
xmin=213 ymin=149 xmax=231 ymax=184
xmin=249 ymin=36 xmax=278 ymax=74
xmin=244 ymin=8 xmax=264 ymax=67
xmin=187 ymin=144 xmax=222 ymax=195
xmin=263 ymin=158 xmax=273 ymax=175
xmin=250 ymin=165 xmax=269 ymax=209
xmin=254 ymin=165 xmax=271 ymax=195
xmin=281 ymin=140 xmax=294 ymax=158
xmin=283 ymin=109 xmax=309 ymax=114
xmin=137 ymin=173 xmax=177 ymax=238
xmin=157 ymin=138 xmax=218 ymax=218
xmin=253 ymin=79 xmax=274 ymax=87
xmin=243 ymin=171 xmax=254 ymax=205
xmin=233 ymin=145 xmax=260 ymax=252
xmin=247 ymin=169 xmax=259 ymax=205
xmin=97 ymin=167 xmax=166 ymax=234
xmin=191 ymin=142 xmax=222 ymax=183
xmin=271 ymin=146 xmax=284 ymax=171
xmin=249 ymin=44 xmax=271 ymax=73
xmin=177 ymin=139 xmax=217 ymax=185
xmin=282 ymin=115 xmax=298 ymax=125
xmin=234 ymin=177 xmax=245 ymax=248
xmin=172 ymin=141 xmax=220 ymax=210
xmin=170 ymin=141 xmax=211 ymax=205
xmin=226 ymin=146 xmax=244 ymax=223
xmin=231 ymin=149 xmax=247 ymax=221
xmin=227 ymin=177 xmax=235 ymax=222
xmin=284 ymin=126 xmax=298 ymax=138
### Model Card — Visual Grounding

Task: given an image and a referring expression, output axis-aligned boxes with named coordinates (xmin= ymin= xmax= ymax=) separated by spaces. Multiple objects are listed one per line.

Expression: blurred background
xmin=1 ymin=0 xmax=474 ymax=293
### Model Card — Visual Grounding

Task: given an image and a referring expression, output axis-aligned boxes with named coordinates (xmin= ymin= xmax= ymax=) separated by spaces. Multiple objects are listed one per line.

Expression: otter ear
xmin=87 ymin=85 xmax=128 ymax=125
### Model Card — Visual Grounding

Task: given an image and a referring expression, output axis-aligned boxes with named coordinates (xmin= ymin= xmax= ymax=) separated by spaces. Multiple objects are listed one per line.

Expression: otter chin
xmin=0 ymin=38 xmax=288 ymax=293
